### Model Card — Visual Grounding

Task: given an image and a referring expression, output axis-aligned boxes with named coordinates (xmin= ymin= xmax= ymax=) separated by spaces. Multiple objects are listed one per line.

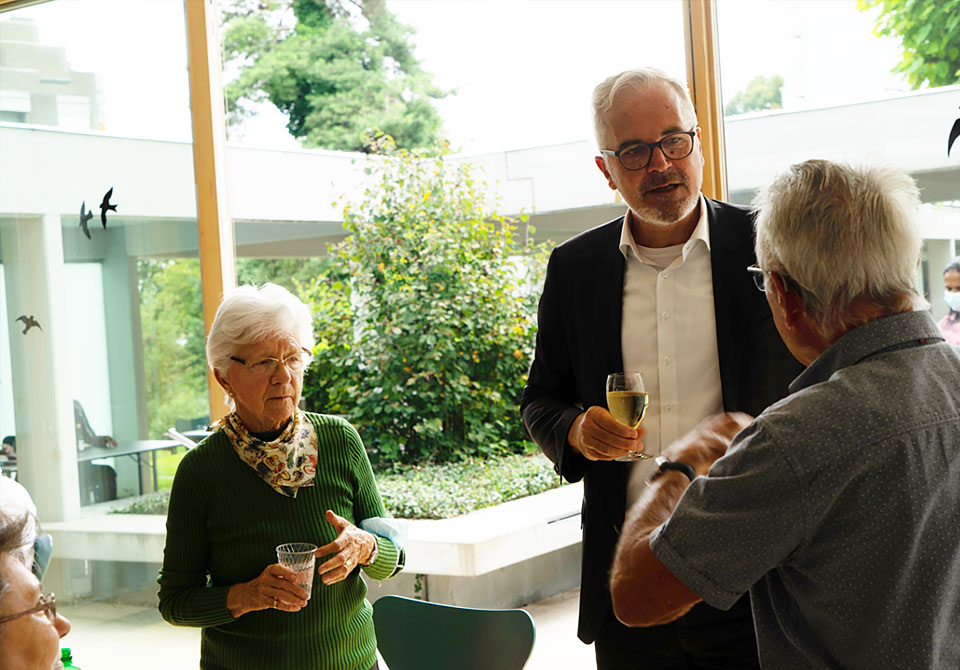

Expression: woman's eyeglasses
xmin=0 ymin=593 xmax=56 ymax=624
xmin=230 ymin=348 xmax=311 ymax=378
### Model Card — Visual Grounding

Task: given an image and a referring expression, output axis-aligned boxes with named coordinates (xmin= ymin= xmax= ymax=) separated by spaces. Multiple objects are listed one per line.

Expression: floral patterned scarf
xmin=214 ymin=409 xmax=318 ymax=498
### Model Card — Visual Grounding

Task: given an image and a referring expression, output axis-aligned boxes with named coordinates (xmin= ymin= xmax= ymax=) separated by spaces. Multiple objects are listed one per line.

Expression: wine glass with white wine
xmin=606 ymin=372 xmax=651 ymax=462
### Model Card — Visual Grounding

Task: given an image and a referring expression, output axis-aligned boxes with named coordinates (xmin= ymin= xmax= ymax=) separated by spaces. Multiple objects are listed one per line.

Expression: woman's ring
xmin=273 ymin=597 xmax=279 ymax=608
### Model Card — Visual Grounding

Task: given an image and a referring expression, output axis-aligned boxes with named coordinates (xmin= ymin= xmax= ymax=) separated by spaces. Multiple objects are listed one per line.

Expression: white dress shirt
xmin=619 ymin=196 xmax=723 ymax=507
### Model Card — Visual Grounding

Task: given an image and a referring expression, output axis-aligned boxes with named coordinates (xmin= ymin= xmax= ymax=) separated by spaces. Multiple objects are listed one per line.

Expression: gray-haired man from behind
xmin=610 ymin=159 xmax=960 ymax=668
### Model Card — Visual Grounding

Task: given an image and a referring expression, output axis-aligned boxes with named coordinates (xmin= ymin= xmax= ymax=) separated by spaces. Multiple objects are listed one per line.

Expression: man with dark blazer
xmin=520 ymin=69 xmax=803 ymax=668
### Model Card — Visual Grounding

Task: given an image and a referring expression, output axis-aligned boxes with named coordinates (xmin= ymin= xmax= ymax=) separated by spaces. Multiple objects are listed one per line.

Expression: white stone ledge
xmin=43 ymin=483 xmax=584 ymax=577
xmin=403 ymin=482 xmax=582 ymax=576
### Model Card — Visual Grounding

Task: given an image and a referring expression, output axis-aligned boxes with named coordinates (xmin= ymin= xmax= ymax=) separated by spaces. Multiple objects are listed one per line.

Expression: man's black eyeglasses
xmin=599 ymin=129 xmax=697 ymax=171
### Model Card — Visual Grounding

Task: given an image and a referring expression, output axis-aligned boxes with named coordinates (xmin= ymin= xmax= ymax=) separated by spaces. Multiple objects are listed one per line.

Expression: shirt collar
xmin=789 ymin=310 xmax=944 ymax=393
xmin=618 ymin=194 xmax=710 ymax=261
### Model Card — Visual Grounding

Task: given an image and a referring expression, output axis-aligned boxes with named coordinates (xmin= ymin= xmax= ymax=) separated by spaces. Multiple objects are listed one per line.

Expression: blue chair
xmin=373 ymin=595 xmax=536 ymax=669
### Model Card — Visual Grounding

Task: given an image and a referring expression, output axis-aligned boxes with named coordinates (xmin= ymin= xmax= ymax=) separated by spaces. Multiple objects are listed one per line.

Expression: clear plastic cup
xmin=276 ymin=542 xmax=317 ymax=599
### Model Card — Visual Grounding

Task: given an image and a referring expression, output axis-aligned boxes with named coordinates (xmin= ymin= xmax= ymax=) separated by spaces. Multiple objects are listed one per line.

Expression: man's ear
xmin=595 ymin=155 xmax=618 ymax=191
xmin=769 ymin=272 xmax=806 ymax=332
xmin=695 ymin=126 xmax=705 ymax=166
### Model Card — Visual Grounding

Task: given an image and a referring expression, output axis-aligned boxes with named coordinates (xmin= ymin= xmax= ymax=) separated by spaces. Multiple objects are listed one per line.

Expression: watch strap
xmin=654 ymin=456 xmax=696 ymax=482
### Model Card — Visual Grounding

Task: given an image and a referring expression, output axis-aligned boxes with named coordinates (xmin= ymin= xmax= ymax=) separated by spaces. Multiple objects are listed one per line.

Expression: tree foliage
xmin=299 ymin=137 xmax=550 ymax=466
xmin=724 ymin=74 xmax=783 ymax=116
xmin=858 ymin=0 xmax=960 ymax=88
xmin=221 ymin=0 xmax=448 ymax=151
xmin=137 ymin=259 xmax=208 ymax=438
xmin=237 ymin=257 xmax=332 ymax=293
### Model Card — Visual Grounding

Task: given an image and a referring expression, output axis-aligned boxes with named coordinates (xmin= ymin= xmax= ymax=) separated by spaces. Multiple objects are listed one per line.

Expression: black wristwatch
xmin=652 ymin=456 xmax=696 ymax=482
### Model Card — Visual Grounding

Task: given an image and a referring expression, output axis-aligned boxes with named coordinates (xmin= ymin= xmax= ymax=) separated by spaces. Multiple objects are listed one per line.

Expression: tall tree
xmin=221 ymin=0 xmax=448 ymax=151
xmin=858 ymin=0 xmax=960 ymax=88
xmin=724 ymin=74 xmax=783 ymax=116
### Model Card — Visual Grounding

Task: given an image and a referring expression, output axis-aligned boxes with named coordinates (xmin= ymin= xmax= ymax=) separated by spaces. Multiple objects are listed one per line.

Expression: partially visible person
xmin=610 ymin=160 xmax=960 ymax=668
xmin=74 ymin=400 xmax=118 ymax=504
xmin=73 ymin=400 xmax=117 ymax=450
xmin=0 ymin=511 xmax=71 ymax=670
xmin=0 ymin=436 xmax=16 ymax=481
xmin=937 ymin=257 xmax=960 ymax=345
xmin=159 ymin=283 xmax=403 ymax=670
xmin=0 ymin=474 xmax=38 ymax=569
xmin=1 ymin=436 xmax=14 ymax=460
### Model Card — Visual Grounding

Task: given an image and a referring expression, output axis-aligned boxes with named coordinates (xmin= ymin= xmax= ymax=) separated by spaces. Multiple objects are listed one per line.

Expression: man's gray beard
xmin=630 ymin=195 xmax=699 ymax=228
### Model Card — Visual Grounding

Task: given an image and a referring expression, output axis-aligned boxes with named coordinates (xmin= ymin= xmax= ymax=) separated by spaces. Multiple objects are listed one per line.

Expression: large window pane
xmin=215 ymin=1 xmax=691 ymax=466
xmin=717 ymin=0 xmax=960 ymax=313
xmin=0 ymin=0 xmax=203 ymax=613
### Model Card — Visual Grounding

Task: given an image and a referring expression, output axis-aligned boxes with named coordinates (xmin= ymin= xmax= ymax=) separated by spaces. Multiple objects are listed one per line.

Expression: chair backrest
xmin=373 ymin=595 xmax=536 ymax=670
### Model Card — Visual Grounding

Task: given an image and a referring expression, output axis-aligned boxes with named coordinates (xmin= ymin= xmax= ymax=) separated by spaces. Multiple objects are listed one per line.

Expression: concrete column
xmin=101 ymin=228 xmax=147 ymax=443
xmin=1 ymin=213 xmax=81 ymax=522
xmin=101 ymin=234 xmax=151 ymax=495
xmin=926 ymin=238 xmax=954 ymax=322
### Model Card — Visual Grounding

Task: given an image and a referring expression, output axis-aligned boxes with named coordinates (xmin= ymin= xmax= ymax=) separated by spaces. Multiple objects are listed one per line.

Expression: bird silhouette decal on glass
xmin=949 ymin=108 xmax=960 ymax=157
xmin=16 ymin=315 xmax=42 ymax=335
xmin=79 ymin=201 xmax=94 ymax=239
xmin=99 ymin=187 xmax=117 ymax=227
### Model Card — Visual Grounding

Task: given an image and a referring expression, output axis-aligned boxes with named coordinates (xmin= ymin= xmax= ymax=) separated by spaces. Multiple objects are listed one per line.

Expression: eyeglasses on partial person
xmin=747 ymin=265 xmax=772 ymax=292
xmin=230 ymin=348 xmax=311 ymax=378
xmin=599 ymin=128 xmax=697 ymax=171
xmin=748 ymin=265 xmax=798 ymax=294
xmin=0 ymin=592 xmax=56 ymax=625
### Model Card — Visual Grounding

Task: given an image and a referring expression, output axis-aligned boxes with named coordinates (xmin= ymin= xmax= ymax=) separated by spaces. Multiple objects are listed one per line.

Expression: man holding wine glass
xmin=610 ymin=160 xmax=960 ymax=668
xmin=521 ymin=68 xmax=802 ymax=668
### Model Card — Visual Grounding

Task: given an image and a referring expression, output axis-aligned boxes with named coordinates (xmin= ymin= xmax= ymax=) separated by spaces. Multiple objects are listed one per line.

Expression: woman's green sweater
xmin=158 ymin=413 xmax=401 ymax=670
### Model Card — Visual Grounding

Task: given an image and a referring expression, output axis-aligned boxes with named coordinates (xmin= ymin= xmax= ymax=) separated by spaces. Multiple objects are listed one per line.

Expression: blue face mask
xmin=945 ymin=290 xmax=960 ymax=312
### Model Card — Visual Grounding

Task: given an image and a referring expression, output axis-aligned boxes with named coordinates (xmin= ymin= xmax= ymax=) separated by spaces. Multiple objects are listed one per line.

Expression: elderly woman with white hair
xmin=158 ymin=283 xmax=403 ymax=670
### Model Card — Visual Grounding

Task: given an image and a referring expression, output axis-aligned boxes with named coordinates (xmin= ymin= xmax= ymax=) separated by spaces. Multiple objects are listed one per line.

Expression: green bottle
xmin=61 ymin=648 xmax=83 ymax=669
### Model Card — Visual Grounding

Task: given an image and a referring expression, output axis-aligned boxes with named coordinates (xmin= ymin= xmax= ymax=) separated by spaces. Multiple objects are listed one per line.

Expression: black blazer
xmin=520 ymin=198 xmax=804 ymax=643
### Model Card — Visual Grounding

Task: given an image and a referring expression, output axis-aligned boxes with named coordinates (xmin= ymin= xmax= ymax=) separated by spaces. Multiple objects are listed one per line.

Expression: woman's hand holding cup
xmin=226 ymin=563 xmax=310 ymax=618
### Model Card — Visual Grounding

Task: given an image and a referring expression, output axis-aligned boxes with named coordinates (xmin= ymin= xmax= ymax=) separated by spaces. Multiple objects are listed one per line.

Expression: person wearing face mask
xmin=937 ymin=257 xmax=960 ymax=345
xmin=0 ymin=511 xmax=72 ymax=670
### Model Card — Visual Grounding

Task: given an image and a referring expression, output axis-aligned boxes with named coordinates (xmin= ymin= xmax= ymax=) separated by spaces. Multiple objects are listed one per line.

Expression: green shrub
xmin=111 ymin=453 xmax=562 ymax=520
xmin=299 ymin=136 xmax=550 ymax=466
xmin=376 ymin=453 xmax=562 ymax=520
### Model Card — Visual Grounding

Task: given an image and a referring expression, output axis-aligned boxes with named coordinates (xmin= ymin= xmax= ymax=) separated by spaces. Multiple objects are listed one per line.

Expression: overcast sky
xmin=10 ymin=0 xmax=909 ymax=154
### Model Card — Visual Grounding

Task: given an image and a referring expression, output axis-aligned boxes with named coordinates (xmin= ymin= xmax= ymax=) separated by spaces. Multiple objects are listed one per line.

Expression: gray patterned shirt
xmin=650 ymin=310 xmax=960 ymax=669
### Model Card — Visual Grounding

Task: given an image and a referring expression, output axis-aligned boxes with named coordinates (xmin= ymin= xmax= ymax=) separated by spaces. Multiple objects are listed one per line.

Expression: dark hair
xmin=944 ymin=257 xmax=960 ymax=276
xmin=0 ymin=512 xmax=31 ymax=605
